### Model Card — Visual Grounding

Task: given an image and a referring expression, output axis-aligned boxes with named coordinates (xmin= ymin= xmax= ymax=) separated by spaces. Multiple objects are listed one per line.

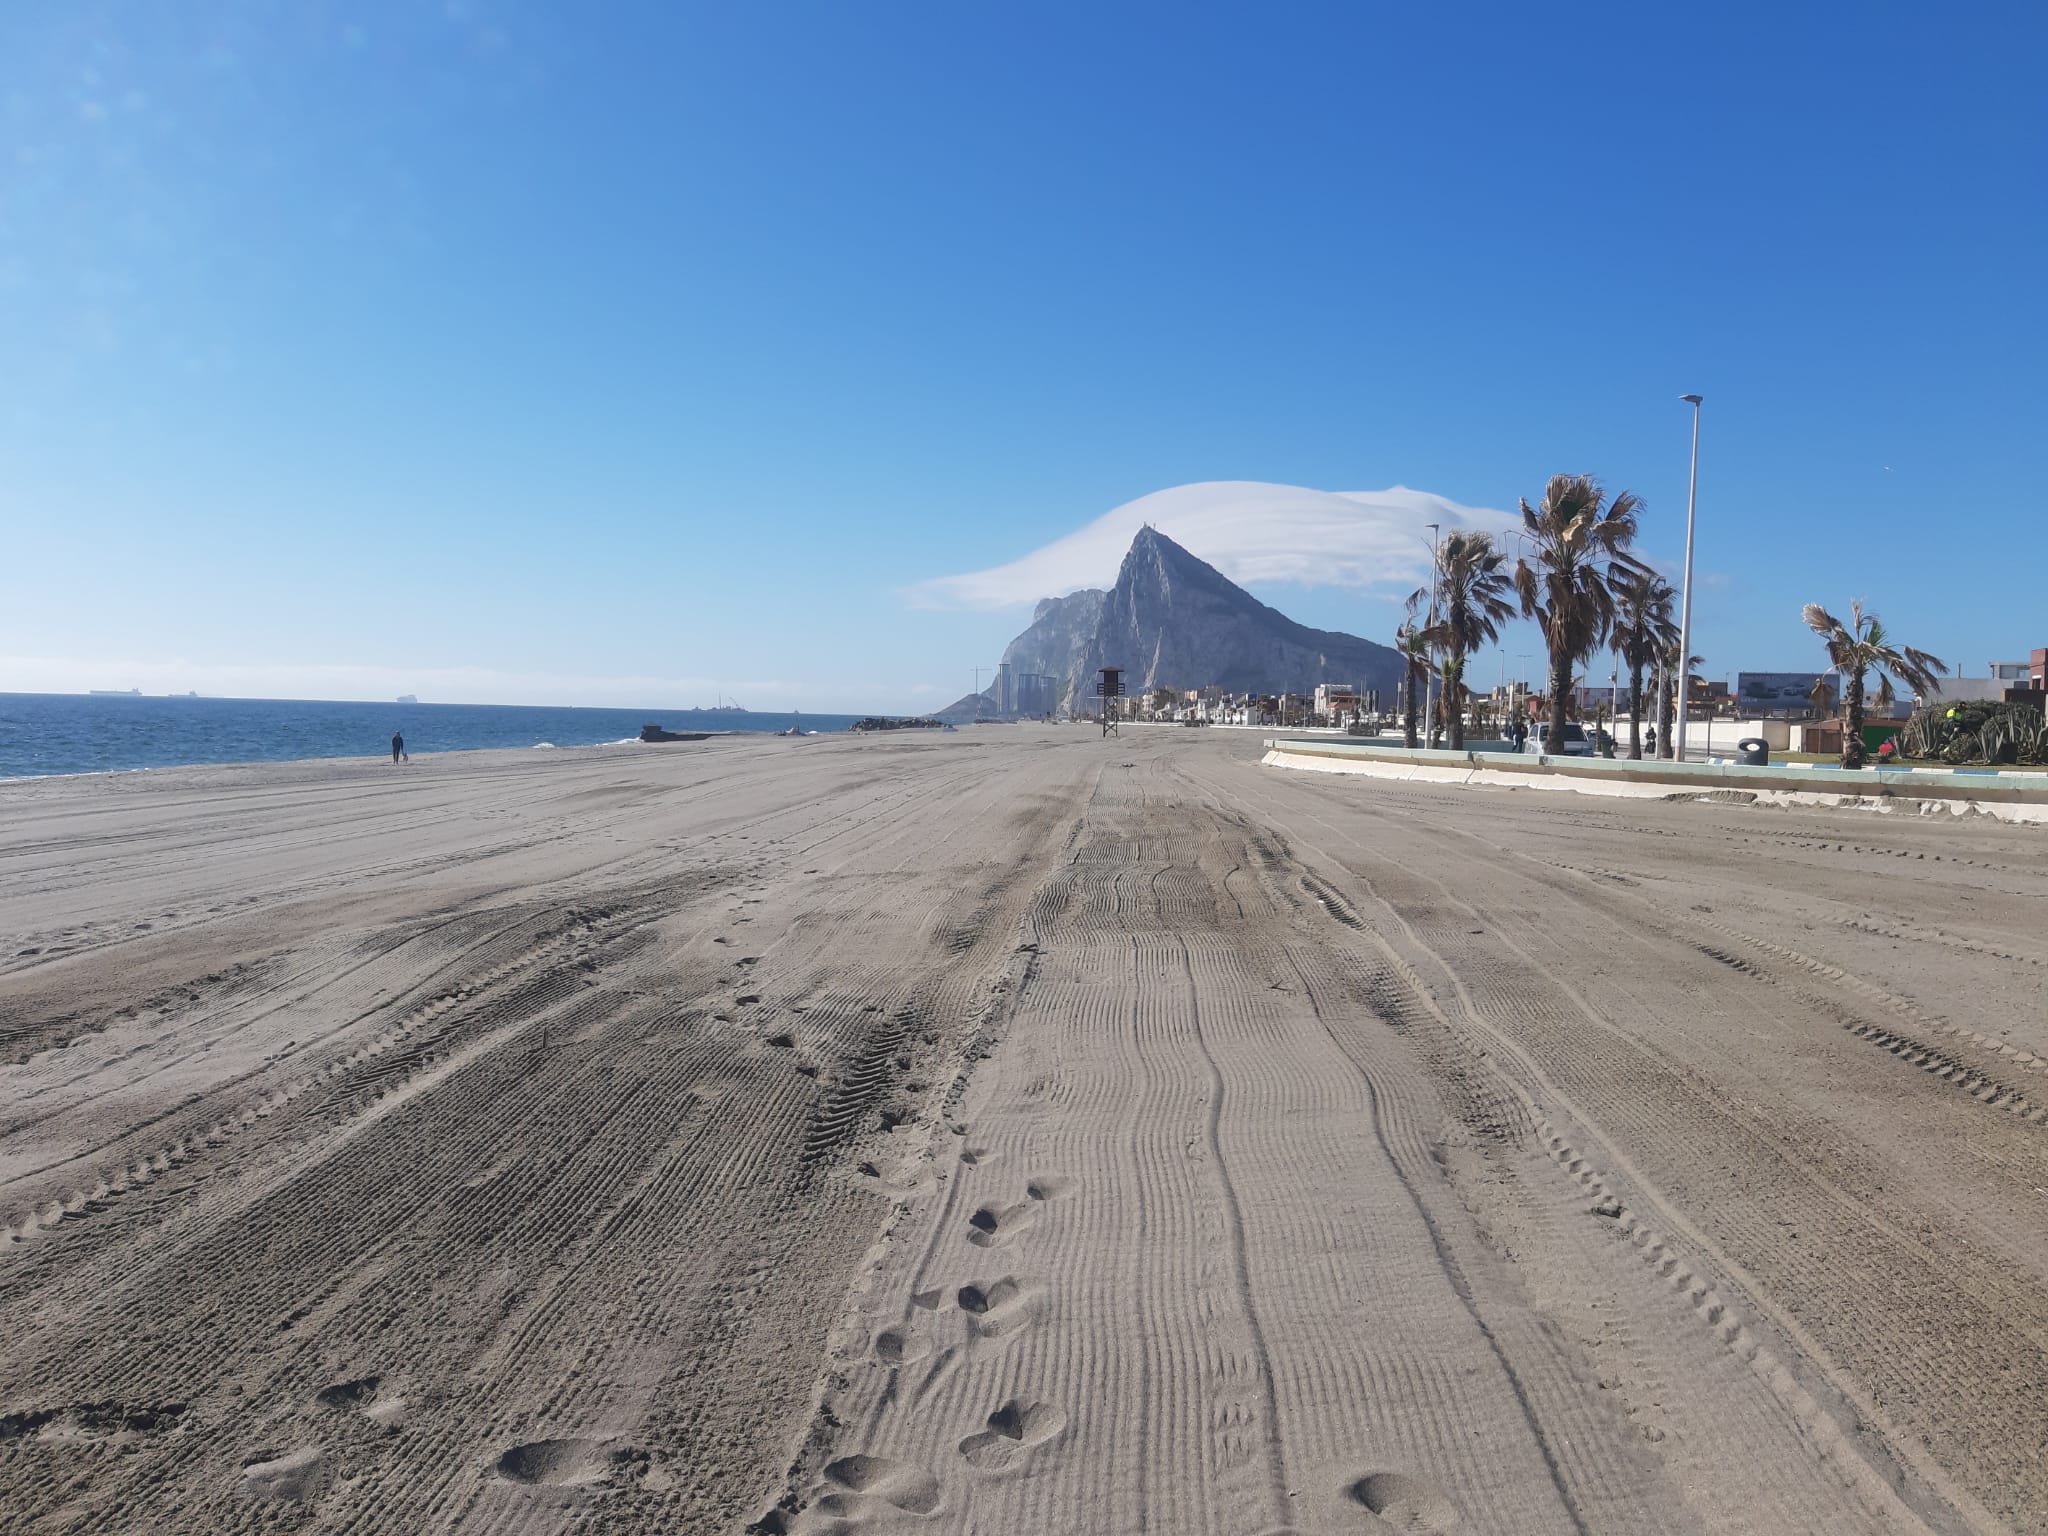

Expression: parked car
xmin=1524 ymin=722 xmax=1595 ymax=756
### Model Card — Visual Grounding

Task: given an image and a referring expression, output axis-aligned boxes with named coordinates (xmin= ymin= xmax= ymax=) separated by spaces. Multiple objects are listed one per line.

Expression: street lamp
xmin=1674 ymin=394 xmax=1703 ymax=759
xmin=1422 ymin=523 xmax=1442 ymax=746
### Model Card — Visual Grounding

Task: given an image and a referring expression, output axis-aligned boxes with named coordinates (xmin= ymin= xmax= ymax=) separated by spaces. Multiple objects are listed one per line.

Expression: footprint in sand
xmin=956 ymin=1276 xmax=1040 ymax=1340
xmin=873 ymin=1327 xmax=929 ymax=1365
xmin=314 ymin=1375 xmax=379 ymax=1410
xmin=812 ymin=1453 xmax=943 ymax=1520
xmin=1347 ymin=1470 xmax=1459 ymax=1532
xmin=493 ymin=1436 xmax=646 ymax=1487
xmin=315 ymin=1374 xmax=407 ymax=1429
xmin=965 ymin=1174 xmax=1065 ymax=1247
xmin=958 ymin=1398 xmax=1067 ymax=1469
xmin=241 ymin=1446 xmax=325 ymax=1502
xmin=965 ymin=1199 xmax=1038 ymax=1249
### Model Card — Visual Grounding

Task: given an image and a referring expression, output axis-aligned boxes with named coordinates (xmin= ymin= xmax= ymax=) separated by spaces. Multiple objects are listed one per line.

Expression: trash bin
xmin=1735 ymin=737 xmax=1769 ymax=767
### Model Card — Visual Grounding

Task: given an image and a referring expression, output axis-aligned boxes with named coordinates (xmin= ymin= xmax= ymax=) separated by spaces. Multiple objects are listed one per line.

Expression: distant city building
xmin=1013 ymin=671 xmax=1057 ymax=717
xmin=1572 ymin=684 xmax=1621 ymax=714
xmin=1313 ymin=683 xmax=1359 ymax=720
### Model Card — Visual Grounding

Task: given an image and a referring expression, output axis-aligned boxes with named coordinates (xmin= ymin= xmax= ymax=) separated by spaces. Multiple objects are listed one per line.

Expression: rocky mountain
xmin=973 ymin=526 xmax=1402 ymax=713
xmin=933 ymin=687 xmax=994 ymax=721
xmin=999 ymin=589 xmax=1106 ymax=683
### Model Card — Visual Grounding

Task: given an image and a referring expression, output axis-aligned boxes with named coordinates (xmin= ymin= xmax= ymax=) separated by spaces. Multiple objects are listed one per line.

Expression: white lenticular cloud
xmin=908 ymin=481 xmax=1518 ymax=610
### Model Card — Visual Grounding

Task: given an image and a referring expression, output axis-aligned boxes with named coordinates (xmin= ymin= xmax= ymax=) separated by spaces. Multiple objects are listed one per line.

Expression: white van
xmin=1525 ymin=722 xmax=1595 ymax=756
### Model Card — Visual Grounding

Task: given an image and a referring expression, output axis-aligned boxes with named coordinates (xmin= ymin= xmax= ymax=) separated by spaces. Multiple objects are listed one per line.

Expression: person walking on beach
xmin=391 ymin=731 xmax=407 ymax=764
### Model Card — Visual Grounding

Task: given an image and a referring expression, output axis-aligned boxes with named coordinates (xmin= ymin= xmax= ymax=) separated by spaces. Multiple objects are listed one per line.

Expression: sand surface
xmin=1 ymin=728 xmax=2044 ymax=1535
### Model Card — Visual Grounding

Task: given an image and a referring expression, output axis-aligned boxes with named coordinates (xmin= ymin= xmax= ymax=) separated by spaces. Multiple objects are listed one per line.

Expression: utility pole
xmin=1675 ymin=394 xmax=1703 ymax=760
xmin=1422 ymin=523 xmax=1442 ymax=747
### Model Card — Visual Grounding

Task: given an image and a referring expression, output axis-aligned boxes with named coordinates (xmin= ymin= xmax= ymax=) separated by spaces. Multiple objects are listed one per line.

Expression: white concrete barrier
xmin=1260 ymin=739 xmax=2048 ymax=825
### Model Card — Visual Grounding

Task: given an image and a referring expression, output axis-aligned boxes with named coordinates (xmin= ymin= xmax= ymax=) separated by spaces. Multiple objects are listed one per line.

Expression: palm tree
xmin=1395 ymin=591 xmax=1431 ymax=749
xmin=1426 ymin=532 xmax=1516 ymax=750
xmin=1513 ymin=474 xmax=1647 ymax=749
xmin=1802 ymin=601 xmax=1945 ymax=768
xmin=1609 ymin=568 xmax=1678 ymax=759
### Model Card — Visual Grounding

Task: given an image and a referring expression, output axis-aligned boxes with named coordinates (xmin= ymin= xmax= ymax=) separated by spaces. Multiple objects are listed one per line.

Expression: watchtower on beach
xmin=1097 ymin=667 xmax=1124 ymax=737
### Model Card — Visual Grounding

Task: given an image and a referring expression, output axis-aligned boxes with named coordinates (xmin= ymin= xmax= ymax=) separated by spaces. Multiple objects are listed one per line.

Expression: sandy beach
xmin=2 ymin=727 xmax=2044 ymax=1535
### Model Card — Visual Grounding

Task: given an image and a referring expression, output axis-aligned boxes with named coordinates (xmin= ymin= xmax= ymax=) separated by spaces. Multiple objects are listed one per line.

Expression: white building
xmin=1313 ymin=683 xmax=1359 ymax=721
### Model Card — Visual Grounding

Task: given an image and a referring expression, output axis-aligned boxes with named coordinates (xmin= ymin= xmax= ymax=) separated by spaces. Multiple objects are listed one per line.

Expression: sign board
xmin=1738 ymin=671 xmax=1833 ymax=717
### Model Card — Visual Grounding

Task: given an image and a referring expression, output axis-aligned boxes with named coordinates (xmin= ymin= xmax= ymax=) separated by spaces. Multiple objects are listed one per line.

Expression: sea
xmin=0 ymin=694 xmax=871 ymax=780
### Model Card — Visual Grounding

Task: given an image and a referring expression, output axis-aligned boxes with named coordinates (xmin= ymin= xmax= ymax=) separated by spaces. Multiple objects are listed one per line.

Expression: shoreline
xmin=0 ymin=692 xmax=866 ymax=783
xmin=0 ymin=731 xmax=795 ymax=790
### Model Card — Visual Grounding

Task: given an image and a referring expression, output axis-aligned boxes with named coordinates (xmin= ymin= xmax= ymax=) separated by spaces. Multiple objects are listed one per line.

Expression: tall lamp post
xmin=1498 ymin=528 xmax=1537 ymax=743
xmin=1422 ymin=523 xmax=1442 ymax=746
xmin=1674 ymin=394 xmax=1703 ymax=760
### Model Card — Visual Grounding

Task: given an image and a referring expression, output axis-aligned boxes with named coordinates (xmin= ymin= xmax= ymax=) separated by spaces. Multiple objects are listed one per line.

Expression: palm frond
xmin=1899 ymin=645 xmax=1948 ymax=696
xmin=1802 ymin=603 xmax=1842 ymax=639
xmin=1602 ymin=489 xmax=1645 ymax=545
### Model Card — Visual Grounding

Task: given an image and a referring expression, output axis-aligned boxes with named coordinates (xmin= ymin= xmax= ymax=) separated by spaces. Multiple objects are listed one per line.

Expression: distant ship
xmin=396 ymin=694 xmax=418 ymax=704
xmin=89 ymin=688 xmax=142 ymax=696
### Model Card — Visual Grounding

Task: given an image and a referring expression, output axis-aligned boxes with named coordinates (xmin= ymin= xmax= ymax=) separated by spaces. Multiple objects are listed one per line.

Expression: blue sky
xmin=4 ymin=3 xmax=2043 ymax=709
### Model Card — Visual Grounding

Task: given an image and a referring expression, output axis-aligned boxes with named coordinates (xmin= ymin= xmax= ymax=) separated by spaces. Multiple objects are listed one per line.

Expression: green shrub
xmin=1900 ymin=700 xmax=2048 ymax=765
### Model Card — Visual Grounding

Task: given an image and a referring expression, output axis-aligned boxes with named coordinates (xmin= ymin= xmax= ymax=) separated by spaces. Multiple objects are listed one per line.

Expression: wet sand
xmin=1 ymin=728 xmax=2043 ymax=1534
